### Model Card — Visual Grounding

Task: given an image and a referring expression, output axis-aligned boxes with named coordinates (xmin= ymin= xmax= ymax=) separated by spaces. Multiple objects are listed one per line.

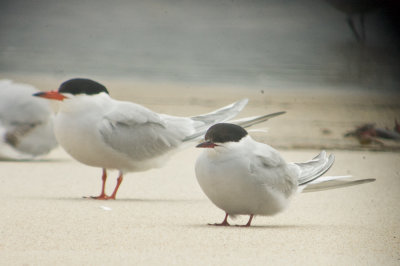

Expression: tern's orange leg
xmin=107 ymin=172 xmax=123 ymax=200
xmin=87 ymin=168 xmax=109 ymax=200
xmin=209 ymin=213 xmax=230 ymax=226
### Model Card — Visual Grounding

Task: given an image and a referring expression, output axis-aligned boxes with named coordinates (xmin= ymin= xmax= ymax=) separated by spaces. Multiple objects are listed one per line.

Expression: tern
xmin=0 ymin=80 xmax=58 ymax=160
xmin=195 ymin=123 xmax=375 ymax=226
xmin=34 ymin=78 xmax=284 ymax=199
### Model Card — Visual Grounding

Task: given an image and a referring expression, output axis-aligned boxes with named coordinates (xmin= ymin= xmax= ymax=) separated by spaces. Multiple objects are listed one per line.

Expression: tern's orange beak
xmin=33 ymin=90 xmax=67 ymax=101
xmin=196 ymin=141 xmax=218 ymax=148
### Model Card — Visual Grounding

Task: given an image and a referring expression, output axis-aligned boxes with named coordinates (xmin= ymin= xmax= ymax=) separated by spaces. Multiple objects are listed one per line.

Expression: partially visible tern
xmin=34 ymin=78 xmax=284 ymax=199
xmin=195 ymin=123 xmax=375 ymax=226
xmin=0 ymin=80 xmax=57 ymax=160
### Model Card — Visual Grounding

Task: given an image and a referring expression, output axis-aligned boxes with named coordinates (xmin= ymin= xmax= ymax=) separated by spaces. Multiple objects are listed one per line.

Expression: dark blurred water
xmin=0 ymin=0 xmax=399 ymax=89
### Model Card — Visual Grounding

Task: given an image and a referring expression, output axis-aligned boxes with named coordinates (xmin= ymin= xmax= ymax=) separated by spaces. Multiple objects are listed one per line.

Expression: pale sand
xmin=0 ymin=76 xmax=399 ymax=265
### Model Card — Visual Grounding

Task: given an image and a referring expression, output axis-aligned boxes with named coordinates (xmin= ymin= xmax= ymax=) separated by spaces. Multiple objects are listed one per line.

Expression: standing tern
xmin=0 ymin=80 xmax=58 ymax=160
xmin=195 ymin=123 xmax=376 ymax=226
xmin=34 ymin=78 xmax=284 ymax=200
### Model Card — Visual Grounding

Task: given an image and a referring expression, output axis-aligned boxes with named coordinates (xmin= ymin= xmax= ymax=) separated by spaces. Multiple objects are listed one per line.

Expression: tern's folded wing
xmin=98 ymin=102 xmax=193 ymax=161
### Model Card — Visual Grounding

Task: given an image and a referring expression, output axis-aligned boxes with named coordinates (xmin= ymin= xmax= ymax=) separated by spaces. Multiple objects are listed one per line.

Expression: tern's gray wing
xmin=1 ymin=119 xmax=57 ymax=156
xmin=98 ymin=102 xmax=194 ymax=161
xmin=249 ymin=142 xmax=298 ymax=197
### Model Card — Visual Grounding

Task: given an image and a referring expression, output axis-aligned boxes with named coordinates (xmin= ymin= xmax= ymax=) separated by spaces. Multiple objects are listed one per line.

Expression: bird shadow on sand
xmin=1 ymin=158 xmax=70 ymax=163
xmin=113 ymin=198 xmax=203 ymax=203
xmin=186 ymin=223 xmax=315 ymax=230
xmin=35 ymin=196 xmax=203 ymax=203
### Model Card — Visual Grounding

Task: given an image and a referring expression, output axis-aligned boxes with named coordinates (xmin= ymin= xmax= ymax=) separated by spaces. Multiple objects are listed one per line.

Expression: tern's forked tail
xmin=296 ymin=151 xmax=335 ymax=186
xmin=190 ymin=99 xmax=249 ymax=128
xmin=184 ymin=98 xmax=285 ymax=142
xmin=295 ymin=151 xmax=376 ymax=192
xmin=300 ymin=175 xmax=376 ymax=193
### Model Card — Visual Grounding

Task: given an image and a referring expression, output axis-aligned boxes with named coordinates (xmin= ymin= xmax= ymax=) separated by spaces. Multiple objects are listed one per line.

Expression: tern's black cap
xmin=205 ymin=123 xmax=248 ymax=143
xmin=58 ymin=78 xmax=109 ymax=95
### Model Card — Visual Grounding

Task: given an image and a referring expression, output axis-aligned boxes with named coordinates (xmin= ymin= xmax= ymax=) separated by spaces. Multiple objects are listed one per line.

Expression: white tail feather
xmin=296 ymin=151 xmax=335 ymax=185
xmin=300 ymin=176 xmax=375 ymax=193
xmin=184 ymin=99 xmax=285 ymax=142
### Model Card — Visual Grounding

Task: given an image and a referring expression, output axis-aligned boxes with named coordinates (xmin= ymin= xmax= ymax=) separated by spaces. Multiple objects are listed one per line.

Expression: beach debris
xmin=100 ymin=206 xmax=112 ymax=211
xmin=345 ymin=122 xmax=400 ymax=145
xmin=321 ymin=128 xmax=332 ymax=135
xmin=394 ymin=119 xmax=400 ymax=134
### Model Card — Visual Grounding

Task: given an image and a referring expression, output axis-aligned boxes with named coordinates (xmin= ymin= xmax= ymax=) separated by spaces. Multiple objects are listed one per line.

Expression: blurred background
xmin=1 ymin=0 xmax=399 ymax=91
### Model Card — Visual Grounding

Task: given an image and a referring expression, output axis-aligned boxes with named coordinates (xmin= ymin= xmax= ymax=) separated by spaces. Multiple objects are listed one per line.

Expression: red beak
xmin=196 ymin=141 xmax=218 ymax=148
xmin=33 ymin=90 xmax=67 ymax=101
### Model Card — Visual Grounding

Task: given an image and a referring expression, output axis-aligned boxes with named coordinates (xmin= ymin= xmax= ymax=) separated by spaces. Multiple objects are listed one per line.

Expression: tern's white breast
xmin=195 ymin=142 xmax=296 ymax=216
xmin=53 ymin=94 xmax=137 ymax=171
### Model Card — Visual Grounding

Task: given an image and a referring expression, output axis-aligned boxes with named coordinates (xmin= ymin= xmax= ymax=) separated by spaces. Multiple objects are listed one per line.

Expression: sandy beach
xmin=0 ymin=77 xmax=399 ymax=265
xmin=1 ymin=0 xmax=399 ymax=264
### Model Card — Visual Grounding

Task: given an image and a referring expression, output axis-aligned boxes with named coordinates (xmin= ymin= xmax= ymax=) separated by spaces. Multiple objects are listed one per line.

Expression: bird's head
xmin=33 ymin=78 xmax=109 ymax=101
xmin=196 ymin=123 xmax=249 ymax=151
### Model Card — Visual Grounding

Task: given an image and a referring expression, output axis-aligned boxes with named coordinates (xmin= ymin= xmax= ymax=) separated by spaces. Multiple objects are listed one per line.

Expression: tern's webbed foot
xmin=208 ymin=213 xmax=230 ymax=226
xmin=83 ymin=194 xmax=115 ymax=200
xmin=208 ymin=221 xmax=230 ymax=226
xmin=234 ymin=224 xmax=251 ymax=227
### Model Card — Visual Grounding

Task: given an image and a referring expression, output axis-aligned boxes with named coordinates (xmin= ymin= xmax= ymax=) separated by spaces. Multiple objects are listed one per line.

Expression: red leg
xmin=107 ymin=172 xmax=123 ymax=200
xmin=244 ymin=214 xmax=254 ymax=227
xmin=86 ymin=168 xmax=110 ymax=200
xmin=209 ymin=213 xmax=230 ymax=226
xmin=235 ymin=214 xmax=254 ymax=227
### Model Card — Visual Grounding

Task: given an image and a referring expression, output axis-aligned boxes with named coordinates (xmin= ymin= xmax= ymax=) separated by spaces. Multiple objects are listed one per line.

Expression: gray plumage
xmin=195 ymin=123 xmax=375 ymax=226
